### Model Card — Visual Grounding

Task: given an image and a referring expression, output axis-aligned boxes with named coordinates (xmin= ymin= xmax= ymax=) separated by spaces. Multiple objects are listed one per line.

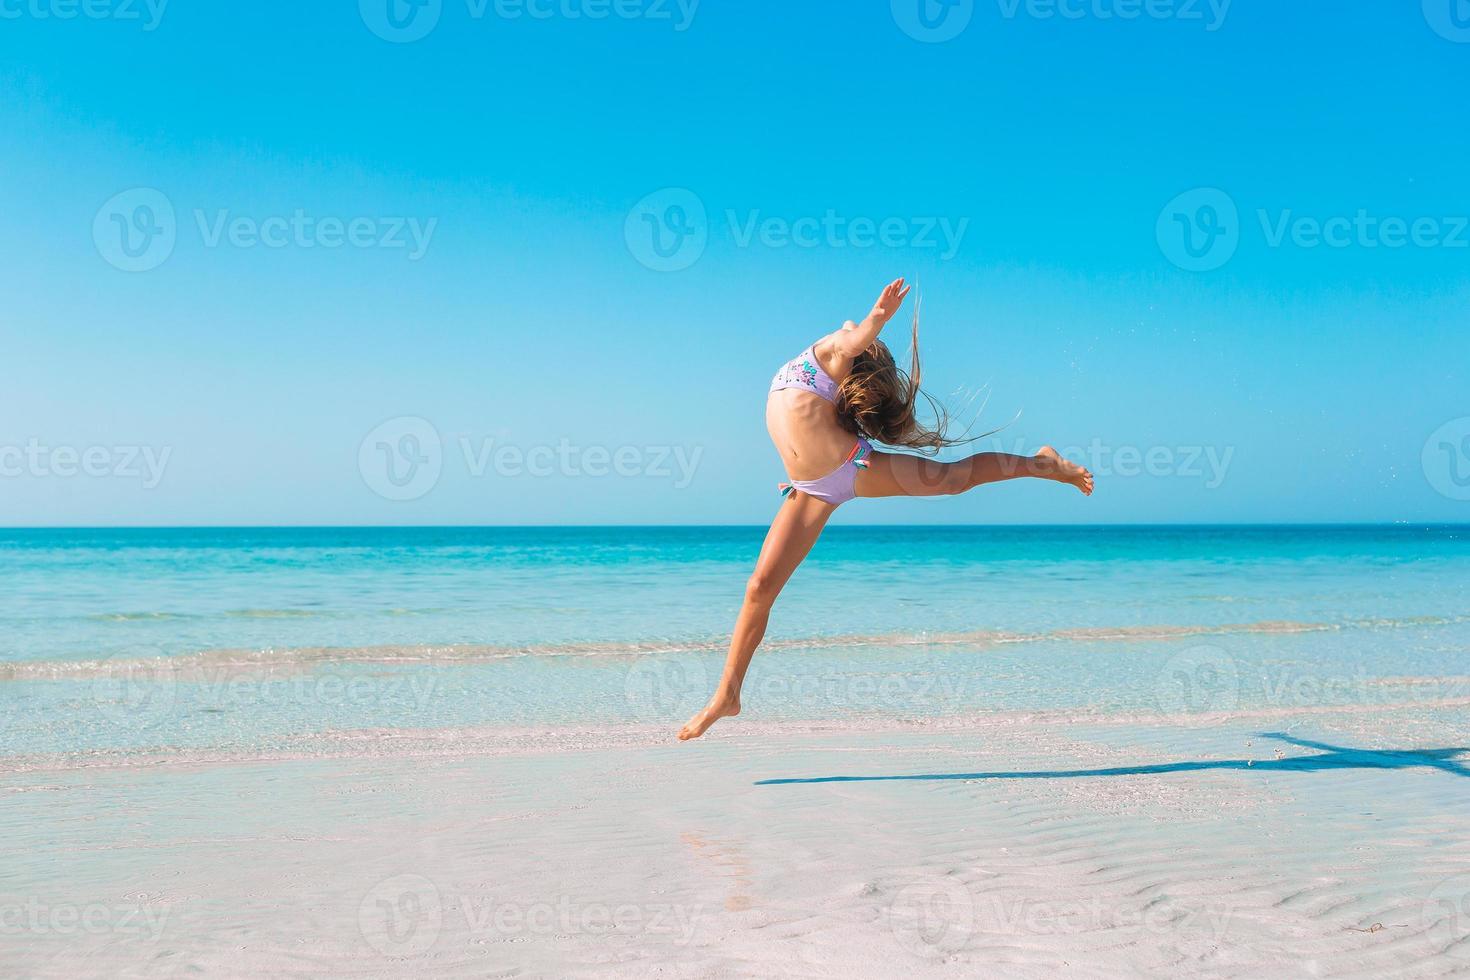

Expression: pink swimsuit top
xmin=769 ymin=344 xmax=871 ymax=506
xmin=769 ymin=346 xmax=839 ymax=403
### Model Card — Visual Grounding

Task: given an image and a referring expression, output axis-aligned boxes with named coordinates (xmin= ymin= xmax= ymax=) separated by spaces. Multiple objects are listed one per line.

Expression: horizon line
xmin=0 ymin=521 xmax=1466 ymax=532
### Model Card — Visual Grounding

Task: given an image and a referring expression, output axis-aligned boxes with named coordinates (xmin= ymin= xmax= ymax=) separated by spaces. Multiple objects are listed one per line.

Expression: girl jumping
xmin=678 ymin=278 xmax=1094 ymax=741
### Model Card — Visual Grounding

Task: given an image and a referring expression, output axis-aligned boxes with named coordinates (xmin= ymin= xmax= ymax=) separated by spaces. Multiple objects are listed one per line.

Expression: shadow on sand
xmin=754 ymin=733 xmax=1470 ymax=786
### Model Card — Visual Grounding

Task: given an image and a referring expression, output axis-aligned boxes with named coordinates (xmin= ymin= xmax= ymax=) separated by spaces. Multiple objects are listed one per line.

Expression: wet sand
xmin=4 ymin=705 xmax=1469 ymax=978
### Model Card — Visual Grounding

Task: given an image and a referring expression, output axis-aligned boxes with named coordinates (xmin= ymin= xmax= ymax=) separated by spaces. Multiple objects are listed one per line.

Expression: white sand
xmin=4 ymin=708 xmax=1469 ymax=977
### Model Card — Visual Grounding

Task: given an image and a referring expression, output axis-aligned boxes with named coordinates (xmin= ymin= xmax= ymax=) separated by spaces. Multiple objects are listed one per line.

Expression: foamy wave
xmin=223 ymin=608 xmax=324 ymax=619
xmin=0 ymin=613 xmax=1463 ymax=681
xmin=85 ymin=611 xmax=191 ymax=623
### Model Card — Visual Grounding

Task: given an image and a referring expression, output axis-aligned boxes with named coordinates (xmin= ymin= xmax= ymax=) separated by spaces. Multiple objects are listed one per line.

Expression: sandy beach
xmin=6 ymin=702 xmax=1469 ymax=978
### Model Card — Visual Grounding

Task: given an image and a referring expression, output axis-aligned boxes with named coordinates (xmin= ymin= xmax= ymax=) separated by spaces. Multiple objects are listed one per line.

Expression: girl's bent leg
xmin=677 ymin=492 xmax=836 ymax=741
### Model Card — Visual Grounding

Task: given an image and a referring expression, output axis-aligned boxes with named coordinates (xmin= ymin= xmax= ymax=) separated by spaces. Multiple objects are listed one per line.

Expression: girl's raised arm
xmin=816 ymin=278 xmax=912 ymax=379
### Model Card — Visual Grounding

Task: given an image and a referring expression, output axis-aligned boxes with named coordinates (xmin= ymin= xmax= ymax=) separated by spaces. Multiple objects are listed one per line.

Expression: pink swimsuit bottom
xmin=769 ymin=346 xmax=873 ymax=506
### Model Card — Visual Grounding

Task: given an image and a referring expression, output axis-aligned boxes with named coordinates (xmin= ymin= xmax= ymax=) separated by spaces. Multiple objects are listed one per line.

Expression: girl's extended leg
xmin=856 ymin=445 xmax=1093 ymax=497
xmin=677 ymin=491 xmax=836 ymax=741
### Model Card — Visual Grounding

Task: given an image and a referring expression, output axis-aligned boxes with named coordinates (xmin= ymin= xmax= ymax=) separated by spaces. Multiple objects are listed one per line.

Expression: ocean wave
xmin=0 ymin=613 xmax=1463 ymax=681
xmin=223 ymin=608 xmax=325 ymax=619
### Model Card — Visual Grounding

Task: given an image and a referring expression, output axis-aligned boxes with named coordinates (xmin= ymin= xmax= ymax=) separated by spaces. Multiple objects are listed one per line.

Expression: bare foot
xmin=678 ymin=693 xmax=741 ymax=741
xmin=1033 ymin=446 xmax=1094 ymax=496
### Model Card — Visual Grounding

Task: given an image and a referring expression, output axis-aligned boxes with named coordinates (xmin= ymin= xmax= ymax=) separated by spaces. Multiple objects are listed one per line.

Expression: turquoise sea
xmin=2 ymin=525 xmax=1468 ymax=761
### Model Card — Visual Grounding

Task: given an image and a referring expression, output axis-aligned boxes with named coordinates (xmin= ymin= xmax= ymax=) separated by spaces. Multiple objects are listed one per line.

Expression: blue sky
xmin=1 ymin=0 xmax=1467 ymax=525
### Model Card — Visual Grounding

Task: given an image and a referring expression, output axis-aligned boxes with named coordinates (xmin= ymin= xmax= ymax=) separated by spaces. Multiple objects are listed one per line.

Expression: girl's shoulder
xmin=810 ymin=334 xmax=851 ymax=385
